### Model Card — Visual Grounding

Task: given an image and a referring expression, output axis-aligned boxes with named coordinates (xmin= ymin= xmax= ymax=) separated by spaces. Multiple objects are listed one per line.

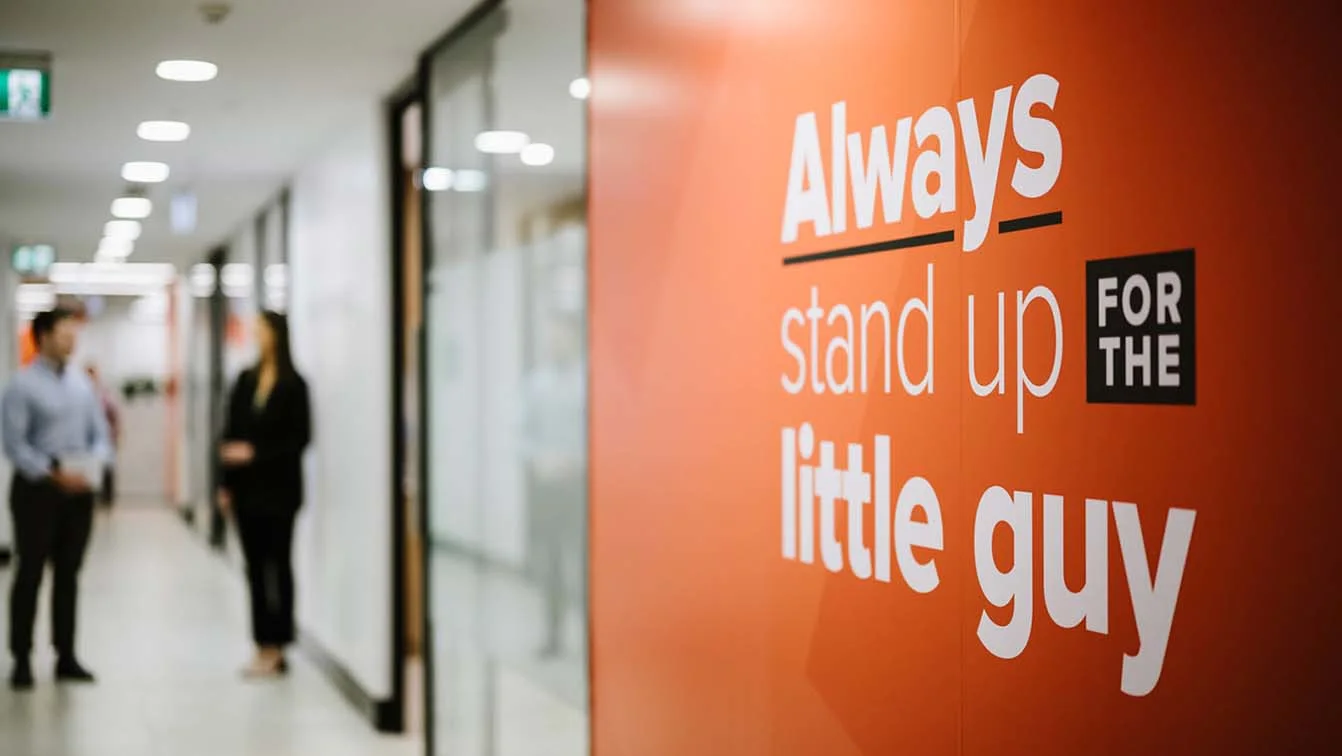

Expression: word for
xmin=1096 ymin=276 xmax=1181 ymax=389
xmin=779 ymin=263 xmax=934 ymax=396
xmin=1086 ymin=249 xmax=1197 ymax=405
xmin=780 ymin=73 xmax=1062 ymax=252
xmin=781 ymin=423 xmax=1197 ymax=697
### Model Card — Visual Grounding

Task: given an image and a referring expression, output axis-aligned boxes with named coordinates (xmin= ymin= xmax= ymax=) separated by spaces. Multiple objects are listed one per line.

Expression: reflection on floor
xmin=431 ymin=547 xmax=588 ymax=756
xmin=0 ymin=506 xmax=418 ymax=756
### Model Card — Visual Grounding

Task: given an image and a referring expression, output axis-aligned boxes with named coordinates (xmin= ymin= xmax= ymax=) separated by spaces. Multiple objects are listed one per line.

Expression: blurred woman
xmin=218 ymin=311 xmax=311 ymax=677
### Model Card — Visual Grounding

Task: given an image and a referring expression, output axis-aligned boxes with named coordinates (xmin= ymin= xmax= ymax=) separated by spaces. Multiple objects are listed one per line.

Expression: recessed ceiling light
xmin=111 ymin=197 xmax=153 ymax=219
xmin=104 ymin=220 xmax=142 ymax=241
xmin=520 ymin=143 xmax=555 ymax=167
xmin=138 ymin=120 xmax=191 ymax=142
xmin=156 ymin=60 xmax=218 ymax=82
xmin=422 ymin=167 xmax=454 ymax=192
xmin=474 ymin=130 xmax=529 ymax=154
xmin=97 ymin=237 xmax=134 ymax=258
xmin=122 ymin=161 xmax=170 ymax=183
xmin=452 ymin=169 xmax=488 ymax=192
xmin=569 ymin=77 xmax=591 ymax=100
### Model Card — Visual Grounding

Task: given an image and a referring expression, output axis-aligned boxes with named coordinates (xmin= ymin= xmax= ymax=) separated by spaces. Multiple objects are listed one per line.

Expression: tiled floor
xmin=0 ymin=505 xmax=420 ymax=756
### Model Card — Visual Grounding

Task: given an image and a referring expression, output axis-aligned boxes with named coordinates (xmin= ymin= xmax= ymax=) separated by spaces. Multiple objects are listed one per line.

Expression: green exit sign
xmin=12 ymin=244 xmax=55 ymax=276
xmin=0 ymin=52 xmax=52 ymax=121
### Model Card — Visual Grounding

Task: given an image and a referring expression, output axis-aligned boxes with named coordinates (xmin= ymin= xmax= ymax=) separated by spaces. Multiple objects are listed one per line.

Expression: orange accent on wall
xmin=18 ymin=326 xmax=35 ymax=366
xmin=588 ymin=1 xmax=1341 ymax=754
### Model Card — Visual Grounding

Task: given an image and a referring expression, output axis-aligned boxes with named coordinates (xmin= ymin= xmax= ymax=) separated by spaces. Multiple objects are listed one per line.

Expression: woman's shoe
xmin=241 ymin=655 xmax=285 ymax=679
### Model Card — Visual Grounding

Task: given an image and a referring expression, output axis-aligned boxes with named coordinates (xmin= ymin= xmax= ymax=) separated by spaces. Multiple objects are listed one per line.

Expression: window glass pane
xmin=424 ymin=2 xmax=589 ymax=754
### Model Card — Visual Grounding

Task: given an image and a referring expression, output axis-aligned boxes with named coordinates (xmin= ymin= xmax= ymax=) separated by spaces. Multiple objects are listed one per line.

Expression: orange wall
xmin=18 ymin=326 xmax=35 ymax=366
xmin=589 ymin=1 xmax=1341 ymax=753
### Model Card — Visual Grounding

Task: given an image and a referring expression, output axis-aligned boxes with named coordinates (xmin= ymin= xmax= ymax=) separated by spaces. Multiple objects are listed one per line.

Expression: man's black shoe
xmin=10 ymin=660 xmax=34 ymax=691
xmin=54 ymin=658 xmax=95 ymax=684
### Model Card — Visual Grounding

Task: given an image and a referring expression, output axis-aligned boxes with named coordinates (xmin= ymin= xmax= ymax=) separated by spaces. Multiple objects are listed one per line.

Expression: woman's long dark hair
xmin=259 ymin=310 xmax=298 ymax=380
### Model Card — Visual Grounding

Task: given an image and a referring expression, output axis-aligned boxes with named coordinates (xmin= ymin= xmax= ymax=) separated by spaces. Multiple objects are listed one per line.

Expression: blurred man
xmin=1 ymin=308 xmax=111 ymax=690
xmin=85 ymin=365 xmax=119 ymax=507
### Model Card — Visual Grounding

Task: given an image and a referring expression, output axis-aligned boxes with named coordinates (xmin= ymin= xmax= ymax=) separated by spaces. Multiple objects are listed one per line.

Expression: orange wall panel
xmin=590 ymin=1 xmax=1342 ymax=753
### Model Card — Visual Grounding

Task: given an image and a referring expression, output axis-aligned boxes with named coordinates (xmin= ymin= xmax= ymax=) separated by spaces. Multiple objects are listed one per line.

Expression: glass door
xmin=422 ymin=1 xmax=589 ymax=753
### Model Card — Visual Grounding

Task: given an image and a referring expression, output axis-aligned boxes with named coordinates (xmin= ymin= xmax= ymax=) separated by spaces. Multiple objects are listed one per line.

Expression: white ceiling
xmin=0 ymin=0 xmax=481 ymax=265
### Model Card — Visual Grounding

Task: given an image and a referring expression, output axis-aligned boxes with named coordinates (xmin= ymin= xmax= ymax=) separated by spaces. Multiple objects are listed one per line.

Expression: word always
xmin=781 ymin=73 xmax=1062 ymax=252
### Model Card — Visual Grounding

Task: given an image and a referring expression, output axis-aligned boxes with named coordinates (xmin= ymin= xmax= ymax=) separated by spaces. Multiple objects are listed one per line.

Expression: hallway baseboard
xmin=298 ymin=631 xmax=403 ymax=733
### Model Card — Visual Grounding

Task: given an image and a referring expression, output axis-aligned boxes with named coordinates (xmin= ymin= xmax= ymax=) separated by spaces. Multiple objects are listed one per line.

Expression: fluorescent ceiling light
xmin=221 ymin=263 xmax=253 ymax=297
xmin=97 ymin=237 xmax=134 ymax=258
xmin=189 ymin=263 xmax=216 ymax=298
xmin=452 ymin=169 xmax=488 ymax=193
xmin=156 ymin=60 xmax=218 ymax=82
xmin=111 ymin=197 xmax=153 ymax=219
xmin=221 ymin=263 xmax=252 ymax=286
xmin=104 ymin=220 xmax=142 ymax=241
xmin=138 ymin=120 xmax=191 ymax=142
xmin=46 ymin=262 xmax=177 ymax=296
xmin=190 ymin=263 xmax=215 ymax=283
xmin=122 ymin=161 xmax=170 ymax=183
xmin=422 ymin=167 xmax=453 ymax=192
xmin=474 ymin=130 xmax=529 ymax=154
xmin=15 ymin=284 xmax=56 ymax=312
xmin=569 ymin=77 xmax=591 ymax=100
xmin=520 ymin=143 xmax=555 ymax=167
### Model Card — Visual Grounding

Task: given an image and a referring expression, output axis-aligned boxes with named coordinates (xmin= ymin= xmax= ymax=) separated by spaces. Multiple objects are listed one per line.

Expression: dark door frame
xmin=384 ymin=73 xmax=424 ymax=736
xmin=205 ymin=246 xmax=228 ymax=549
xmin=412 ymin=2 xmax=506 ymax=753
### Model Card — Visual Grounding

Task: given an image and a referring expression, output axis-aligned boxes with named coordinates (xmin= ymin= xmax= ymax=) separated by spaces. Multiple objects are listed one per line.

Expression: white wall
xmin=287 ymin=104 xmax=394 ymax=700
xmin=79 ymin=299 xmax=171 ymax=377
xmin=174 ymin=283 xmax=193 ymax=507
xmin=77 ymin=298 xmax=172 ymax=501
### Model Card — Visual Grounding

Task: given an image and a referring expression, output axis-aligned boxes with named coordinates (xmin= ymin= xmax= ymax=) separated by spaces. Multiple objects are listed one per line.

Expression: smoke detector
xmin=200 ymin=3 xmax=232 ymax=25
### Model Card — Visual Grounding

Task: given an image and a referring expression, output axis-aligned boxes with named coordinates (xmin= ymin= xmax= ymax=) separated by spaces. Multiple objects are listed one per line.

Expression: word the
xmin=781 ymin=73 xmax=1062 ymax=252
xmin=780 ymin=264 xmax=934 ymax=396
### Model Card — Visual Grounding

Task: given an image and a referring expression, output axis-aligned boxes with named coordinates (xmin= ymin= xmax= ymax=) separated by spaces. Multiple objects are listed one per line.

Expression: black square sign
xmin=1085 ymin=249 xmax=1196 ymax=405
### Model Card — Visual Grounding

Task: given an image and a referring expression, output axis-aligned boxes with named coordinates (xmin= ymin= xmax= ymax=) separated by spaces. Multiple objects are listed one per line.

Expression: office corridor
xmin=0 ymin=506 xmax=416 ymax=756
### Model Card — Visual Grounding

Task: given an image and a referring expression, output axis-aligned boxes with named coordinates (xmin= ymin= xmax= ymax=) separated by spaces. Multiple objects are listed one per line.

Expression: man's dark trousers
xmin=8 ymin=474 xmax=94 ymax=661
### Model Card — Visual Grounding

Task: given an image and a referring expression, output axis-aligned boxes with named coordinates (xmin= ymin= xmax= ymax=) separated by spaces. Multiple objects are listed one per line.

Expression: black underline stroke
xmin=781 ymin=229 xmax=956 ymax=266
xmin=998 ymin=211 xmax=1063 ymax=234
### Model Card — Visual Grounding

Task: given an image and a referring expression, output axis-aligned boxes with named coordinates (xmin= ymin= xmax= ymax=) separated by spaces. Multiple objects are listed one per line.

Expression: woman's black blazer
xmin=220 ymin=368 xmax=312 ymax=510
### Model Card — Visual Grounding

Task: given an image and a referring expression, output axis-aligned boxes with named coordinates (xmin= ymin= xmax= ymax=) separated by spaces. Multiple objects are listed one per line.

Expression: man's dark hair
xmin=31 ymin=307 xmax=76 ymax=345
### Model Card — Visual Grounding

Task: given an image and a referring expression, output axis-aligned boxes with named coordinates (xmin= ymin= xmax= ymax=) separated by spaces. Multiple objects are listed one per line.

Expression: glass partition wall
xmin=423 ymin=1 xmax=589 ymax=753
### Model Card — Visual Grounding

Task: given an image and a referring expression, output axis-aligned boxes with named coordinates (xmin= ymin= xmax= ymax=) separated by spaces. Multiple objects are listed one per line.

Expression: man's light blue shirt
xmin=1 ymin=358 xmax=113 ymax=482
